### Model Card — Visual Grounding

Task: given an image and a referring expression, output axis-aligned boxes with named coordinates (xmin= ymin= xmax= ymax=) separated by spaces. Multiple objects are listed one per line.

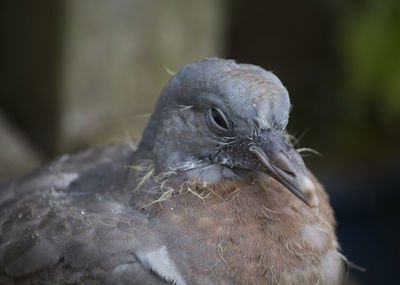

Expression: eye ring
xmin=207 ymin=107 xmax=230 ymax=132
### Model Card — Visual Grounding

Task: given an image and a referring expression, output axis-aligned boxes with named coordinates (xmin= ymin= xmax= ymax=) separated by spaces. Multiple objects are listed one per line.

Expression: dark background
xmin=1 ymin=1 xmax=399 ymax=284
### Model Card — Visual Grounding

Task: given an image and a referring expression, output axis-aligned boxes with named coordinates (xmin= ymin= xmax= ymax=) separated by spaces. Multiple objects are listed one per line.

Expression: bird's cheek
xmin=213 ymin=144 xmax=260 ymax=170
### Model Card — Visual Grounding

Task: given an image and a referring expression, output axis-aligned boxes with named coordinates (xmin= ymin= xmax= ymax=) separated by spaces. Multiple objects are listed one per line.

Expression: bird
xmin=0 ymin=58 xmax=343 ymax=284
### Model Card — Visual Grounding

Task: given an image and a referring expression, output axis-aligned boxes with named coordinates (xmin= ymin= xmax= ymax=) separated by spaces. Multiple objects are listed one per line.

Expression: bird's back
xmin=0 ymin=142 xmax=173 ymax=284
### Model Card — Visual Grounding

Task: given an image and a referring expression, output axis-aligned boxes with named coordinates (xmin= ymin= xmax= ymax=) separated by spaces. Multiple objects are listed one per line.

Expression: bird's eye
xmin=207 ymin=107 xmax=230 ymax=132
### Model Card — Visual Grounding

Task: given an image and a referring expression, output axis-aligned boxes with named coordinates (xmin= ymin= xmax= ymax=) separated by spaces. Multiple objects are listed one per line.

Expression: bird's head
xmin=138 ymin=58 xmax=317 ymax=207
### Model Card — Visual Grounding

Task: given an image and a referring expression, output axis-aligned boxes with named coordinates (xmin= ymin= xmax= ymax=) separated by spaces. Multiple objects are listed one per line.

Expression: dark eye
xmin=207 ymin=107 xmax=230 ymax=132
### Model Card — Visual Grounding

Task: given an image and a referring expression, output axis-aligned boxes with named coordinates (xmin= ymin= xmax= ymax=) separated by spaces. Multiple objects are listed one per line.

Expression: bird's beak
xmin=249 ymin=130 xmax=318 ymax=208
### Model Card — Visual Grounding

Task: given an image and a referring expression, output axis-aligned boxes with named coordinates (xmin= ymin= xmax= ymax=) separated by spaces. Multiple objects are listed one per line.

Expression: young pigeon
xmin=0 ymin=58 xmax=343 ymax=284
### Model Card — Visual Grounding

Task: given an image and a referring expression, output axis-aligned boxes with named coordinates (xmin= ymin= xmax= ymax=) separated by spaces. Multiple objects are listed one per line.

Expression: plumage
xmin=0 ymin=58 xmax=343 ymax=284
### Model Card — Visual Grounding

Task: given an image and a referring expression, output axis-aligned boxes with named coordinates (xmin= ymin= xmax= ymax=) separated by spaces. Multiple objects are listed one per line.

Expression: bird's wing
xmin=0 ymin=143 xmax=185 ymax=284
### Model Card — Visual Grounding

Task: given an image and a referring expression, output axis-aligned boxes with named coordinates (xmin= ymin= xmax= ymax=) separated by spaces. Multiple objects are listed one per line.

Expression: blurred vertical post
xmin=1 ymin=0 xmax=226 ymax=157
xmin=0 ymin=0 xmax=226 ymax=182
xmin=58 ymin=0 xmax=226 ymax=152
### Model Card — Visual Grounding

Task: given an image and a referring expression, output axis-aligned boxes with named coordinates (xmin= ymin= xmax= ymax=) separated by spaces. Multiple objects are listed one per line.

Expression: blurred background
xmin=0 ymin=0 xmax=399 ymax=283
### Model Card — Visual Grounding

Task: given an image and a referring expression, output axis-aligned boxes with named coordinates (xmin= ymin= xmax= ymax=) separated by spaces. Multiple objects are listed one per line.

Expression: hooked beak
xmin=248 ymin=130 xmax=318 ymax=208
xmin=249 ymin=145 xmax=317 ymax=207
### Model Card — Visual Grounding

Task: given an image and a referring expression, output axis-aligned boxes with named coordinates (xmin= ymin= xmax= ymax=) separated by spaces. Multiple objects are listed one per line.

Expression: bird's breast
xmin=151 ymin=176 xmax=342 ymax=284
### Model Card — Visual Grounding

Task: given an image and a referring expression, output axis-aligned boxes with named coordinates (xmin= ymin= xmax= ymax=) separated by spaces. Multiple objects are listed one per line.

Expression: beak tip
xmin=300 ymin=177 xmax=315 ymax=193
xmin=299 ymin=177 xmax=319 ymax=209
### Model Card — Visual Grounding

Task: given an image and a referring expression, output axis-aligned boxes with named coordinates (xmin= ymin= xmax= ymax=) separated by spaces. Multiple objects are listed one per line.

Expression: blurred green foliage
xmin=338 ymin=0 xmax=400 ymax=137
